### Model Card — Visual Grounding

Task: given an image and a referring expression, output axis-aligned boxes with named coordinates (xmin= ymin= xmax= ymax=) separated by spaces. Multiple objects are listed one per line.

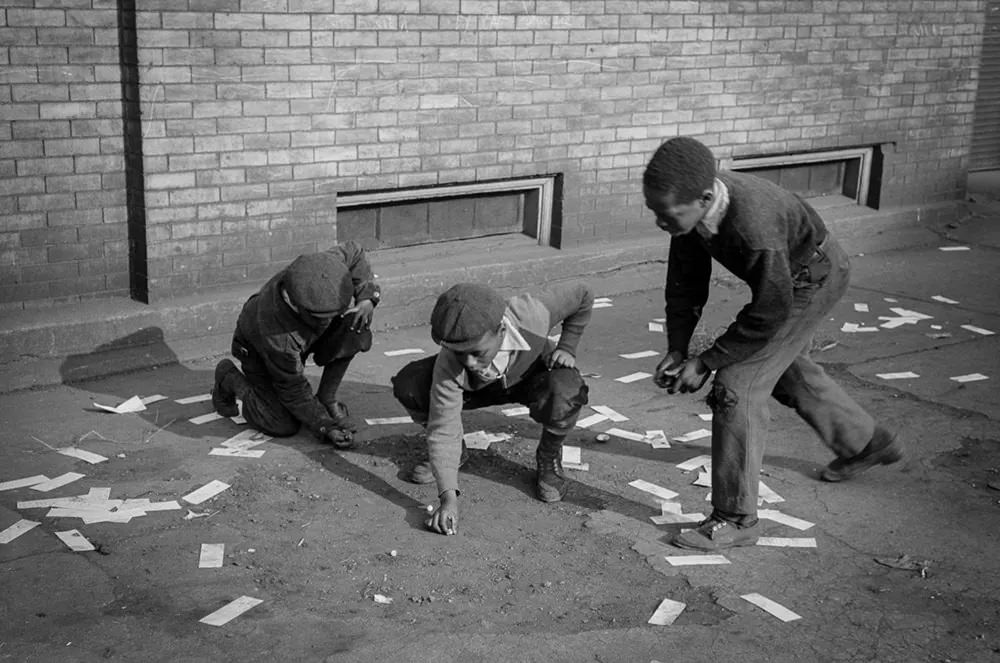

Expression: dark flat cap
xmin=430 ymin=283 xmax=507 ymax=350
xmin=283 ymin=252 xmax=353 ymax=318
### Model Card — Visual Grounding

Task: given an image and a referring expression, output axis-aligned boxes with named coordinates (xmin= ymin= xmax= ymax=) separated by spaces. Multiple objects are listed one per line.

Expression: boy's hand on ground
xmin=676 ymin=356 xmax=711 ymax=393
xmin=547 ymin=349 xmax=576 ymax=369
xmin=427 ymin=490 xmax=459 ymax=535
xmin=654 ymin=351 xmax=686 ymax=391
xmin=343 ymin=299 xmax=375 ymax=332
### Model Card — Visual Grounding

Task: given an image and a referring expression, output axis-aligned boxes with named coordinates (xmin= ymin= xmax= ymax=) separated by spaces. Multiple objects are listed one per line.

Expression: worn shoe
xmin=211 ymin=359 xmax=240 ymax=417
xmin=672 ymin=516 xmax=759 ymax=551
xmin=536 ymin=450 xmax=568 ymax=503
xmin=821 ymin=427 xmax=903 ymax=482
xmin=405 ymin=442 xmax=469 ymax=485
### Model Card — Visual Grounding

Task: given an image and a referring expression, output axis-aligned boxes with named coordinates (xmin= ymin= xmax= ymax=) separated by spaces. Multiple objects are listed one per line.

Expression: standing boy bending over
xmin=392 ymin=282 xmax=592 ymax=536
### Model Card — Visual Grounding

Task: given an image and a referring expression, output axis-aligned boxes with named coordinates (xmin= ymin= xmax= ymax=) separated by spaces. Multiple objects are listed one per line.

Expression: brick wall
xmin=0 ymin=0 xmax=986 ymax=308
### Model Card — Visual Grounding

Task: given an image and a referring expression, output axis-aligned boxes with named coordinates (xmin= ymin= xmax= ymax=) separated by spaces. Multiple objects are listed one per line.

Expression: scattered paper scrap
xmin=31 ymin=472 xmax=85 ymax=492
xmin=199 ymin=543 xmax=225 ymax=568
xmin=661 ymin=502 xmax=683 ymax=514
xmin=384 ymin=348 xmax=424 ymax=357
xmin=673 ymin=429 xmax=711 ymax=443
xmin=648 ymin=322 xmax=664 ymax=333
xmin=931 ymin=295 xmax=959 ymax=304
xmin=841 ymin=322 xmax=879 ymax=333
xmin=55 ymin=529 xmax=96 ymax=552
xmin=628 ymin=479 xmax=679 ymax=501
xmin=741 ymin=593 xmax=801 ymax=622
xmin=575 ymin=413 xmax=609 ymax=428
xmin=199 ymin=596 xmax=263 ymax=626
xmin=950 ymin=373 xmax=989 ymax=383
xmin=889 ymin=307 xmax=932 ymax=321
xmin=0 ymin=519 xmax=41 ymax=544
xmin=884 ymin=297 xmax=898 ymax=302
xmin=650 ymin=512 xmax=703 ymax=525
xmin=605 ymin=428 xmax=646 ymax=442
xmin=93 ymin=395 xmax=146 ymax=414
xmin=645 ymin=430 xmax=670 ymax=449
xmin=620 ymin=350 xmax=660 ymax=359
xmin=0 ymin=475 xmax=49 ymax=491
xmin=692 ymin=472 xmax=711 ymax=487
xmin=501 ymin=405 xmax=530 ymax=417
xmin=176 ymin=394 xmax=213 ymax=405
xmin=961 ymin=324 xmax=995 ymax=336
xmin=938 ymin=245 xmax=970 ymax=251
xmin=183 ymin=480 xmax=230 ymax=505
xmin=757 ymin=481 xmax=784 ymax=504
xmin=373 ymin=594 xmax=393 ymax=605
xmin=58 ymin=448 xmax=108 ymax=464
xmin=592 ymin=301 xmax=613 ymax=309
xmin=757 ymin=537 xmax=817 ymax=548
xmin=209 ymin=448 xmax=266 ymax=458
xmin=676 ymin=454 xmax=712 ymax=472
xmin=365 ymin=416 xmax=414 ymax=425
xmin=758 ymin=509 xmax=814 ymax=531
xmin=616 ymin=372 xmax=652 ymax=383
xmin=697 ymin=413 xmax=713 ymax=421
xmin=591 ymin=405 xmax=628 ymax=422
xmin=463 ymin=430 xmax=510 ymax=450
xmin=648 ymin=598 xmax=686 ymax=625
xmin=184 ymin=509 xmax=212 ymax=520
xmin=562 ymin=446 xmax=582 ymax=464
xmin=853 ymin=303 xmax=869 ymax=312
xmin=220 ymin=429 xmax=272 ymax=451
xmin=665 ymin=554 xmax=730 ymax=566
xmin=876 ymin=372 xmax=920 ymax=380
xmin=595 ymin=297 xmax=613 ymax=303
xmin=189 ymin=412 xmax=224 ymax=425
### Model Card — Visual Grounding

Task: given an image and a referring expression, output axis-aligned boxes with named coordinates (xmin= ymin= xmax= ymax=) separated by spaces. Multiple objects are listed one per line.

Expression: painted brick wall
xmin=0 ymin=0 xmax=986 ymax=307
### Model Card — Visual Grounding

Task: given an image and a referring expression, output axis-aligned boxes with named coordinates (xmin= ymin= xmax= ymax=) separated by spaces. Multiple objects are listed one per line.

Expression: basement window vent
xmin=721 ymin=146 xmax=880 ymax=208
xmin=336 ymin=176 xmax=560 ymax=250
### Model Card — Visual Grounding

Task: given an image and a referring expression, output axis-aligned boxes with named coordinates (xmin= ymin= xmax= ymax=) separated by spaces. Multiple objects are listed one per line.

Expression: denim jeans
xmin=709 ymin=237 xmax=875 ymax=517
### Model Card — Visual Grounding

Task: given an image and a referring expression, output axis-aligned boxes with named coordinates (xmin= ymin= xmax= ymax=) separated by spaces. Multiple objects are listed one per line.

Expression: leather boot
xmin=535 ymin=431 xmax=568 ymax=503
xmin=212 ymin=359 xmax=247 ymax=417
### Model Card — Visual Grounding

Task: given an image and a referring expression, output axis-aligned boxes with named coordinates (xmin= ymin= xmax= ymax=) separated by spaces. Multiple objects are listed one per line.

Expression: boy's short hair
xmin=643 ymin=136 xmax=717 ymax=203
xmin=431 ymin=283 xmax=507 ymax=350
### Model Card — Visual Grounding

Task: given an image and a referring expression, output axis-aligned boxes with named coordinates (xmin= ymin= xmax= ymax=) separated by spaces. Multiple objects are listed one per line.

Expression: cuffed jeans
xmin=709 ymin=237 xmax=875 ymax=518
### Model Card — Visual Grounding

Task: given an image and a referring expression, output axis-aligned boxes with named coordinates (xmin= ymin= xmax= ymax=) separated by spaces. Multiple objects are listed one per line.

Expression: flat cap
xmin=430 ymin=283 xmax=507 ymax=350
xmin=283 ymin=252 xmax=353 ymax=318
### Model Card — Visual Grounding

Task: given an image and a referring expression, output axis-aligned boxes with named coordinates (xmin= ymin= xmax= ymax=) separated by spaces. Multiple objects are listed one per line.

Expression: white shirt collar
xmin=696 ymin=178 xmax=729 ymax=238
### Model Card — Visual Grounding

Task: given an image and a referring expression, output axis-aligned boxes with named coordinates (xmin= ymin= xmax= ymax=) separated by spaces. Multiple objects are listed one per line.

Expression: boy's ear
xmin=699 ymin=188 xmax=714 ymax=208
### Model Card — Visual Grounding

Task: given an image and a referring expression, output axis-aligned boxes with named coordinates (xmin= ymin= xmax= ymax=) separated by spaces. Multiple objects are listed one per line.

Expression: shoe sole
xmin=821 ymin=446 xmax=903 ymax=482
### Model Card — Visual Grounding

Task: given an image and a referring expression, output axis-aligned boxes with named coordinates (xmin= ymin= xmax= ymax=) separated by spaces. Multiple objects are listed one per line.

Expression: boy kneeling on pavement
xmin=212 ymin=241 xmax=381 ymax=448
xmin=392 ymin=282 xmax=592 ymax=535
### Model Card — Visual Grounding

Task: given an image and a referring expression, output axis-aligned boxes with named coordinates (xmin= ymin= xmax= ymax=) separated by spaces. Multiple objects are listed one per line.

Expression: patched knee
xmin=706 ymin=381 xmax=738 ymax=414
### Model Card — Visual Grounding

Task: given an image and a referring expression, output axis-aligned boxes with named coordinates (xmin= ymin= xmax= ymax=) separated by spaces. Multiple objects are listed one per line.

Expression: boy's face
xmin=446 ymin=325 xmax=505 ymax=373
xmin=643 ymin=185 xmax=712 ymax=236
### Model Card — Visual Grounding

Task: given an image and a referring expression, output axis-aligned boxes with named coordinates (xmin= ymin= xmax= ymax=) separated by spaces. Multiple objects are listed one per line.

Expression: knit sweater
xmin=426 ymin=283 xmax=594 ymax=495
xmin=665 ymin=170 xmax=830 ymax=370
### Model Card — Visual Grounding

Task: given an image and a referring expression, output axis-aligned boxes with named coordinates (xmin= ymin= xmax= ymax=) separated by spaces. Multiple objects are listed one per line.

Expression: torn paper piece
xmin=841 ymin=322 xmax=879 ymax=333
xmin=30 ymin=472 xmax=85 ymax=492
xmin=615 ymin=372 xmax=652 ymax=383
xmin=950 ymin=373 xmax=989 ymax=383
xmin=575 ymin=413 xmax=609 ymax=428
xmin=57 ymin=448 xmax=108 ymax=464
xmin=961 ymin=324 xmax=995 ymax=336
xmin=938 ymin=245 xmax=970 ymax=251
xmin=740 ymin=593 xmax=801 ymax=622
xmin=692 ymin=472 xmax=711 ymax=487
xmin=648 ymin=598 xmax=686 ymax=625
xmin=462 ymin=430 xmax=510 ymax=449
xmin=184 ymin=509 xmax=211 ymax=520
xmin=931 ymin=295 xmax=959 ymax=304
xmin=0 ymin=475 xmax=49 ymax=491
xmin=676 ymin=454 xmax=712 ymax=472
xmin=189 ymin=412 xmax=224 ymax=425
xmin=605 ymin=428 xmax=646 ymax=442
xmin=231 ymin=415 xmax=247 ymax=425
xmin=876 ymin=371 xmax=920 ymax=380
xmin=879 ymin=318 xmax=916 ymax=329
xmin=220 ymin=429 xmax=271 ymax=450
xmin=501 ymin=405 xmax=530 ymax=417
xmin=55 ymin=529 xmax=95 ymax=552
xmin=182 ymin=480 xmax=230 ymax=505
xmin=620 ymin=350 xmax=660 ymax=359
xmin=757 ymin=537 xmax=817 ymax=548
xmin=884 ymin=297 xmax=898 ymax=302
xmin=697 ymin=413 xmax=713 ymax=421
xmin=889 ymin=307 xmax=932 ymax=321
xmin=199 ymin=596 xmax=263 ymax=626
xmin=373 ymin=594 xmax=393 ymax=605
xmin=673 ymin=429 xmax=711 ymax=443
xmin=199 ymin=543 xmax=225 ymax=568
xmin=93 ymin=395 xmax=146 ymax=414
xmin=592 ymin=301 xmax=613 ymax=309
xmin=591 ymin=405 xmax=628 ymax=422
xmin=757 ymin=481 xmax=784 ymax=504
xmin=383 ymin=348 xmax=424 ymax=357
xmin=365 ymin=416 xmax=414 ymax=425
xmin=648 ymin=322 xmax=664 ymax=333
xmin=853 ymin=303 xmax=869 ymax=312
xmin=665 ymin=554 xmax=730 ymax=566
xmin=650 ymin=512 xmax=703 ymax=525
xmin=0 ymin=519 xmax=41 ymax=544
xmin=141 ymin=394 xmax=168 ymax=405
xmin=645 ymin=430 xmax=670 ymax=449
xmin=176 ymin=394 xmax=213 ymax=405
xmin=562 ymin=446 xmax=582 ymax=464
xmin=594 ymin=297 xmax=613 ymax=304
xmin=209 ymin=448 xmax=266 ymax=458
xmin=758 ymin=509 xmax=814 ymax=531
xmin=628 ymin=479 xmax=678 ymax=502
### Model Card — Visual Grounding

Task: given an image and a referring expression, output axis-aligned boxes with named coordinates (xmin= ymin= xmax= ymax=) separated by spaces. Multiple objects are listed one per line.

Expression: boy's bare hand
xmin=426 ymin=490 xmax=459 ymax=536
xmin=654 ymin=350 xmax=686 ymax=390
xmin=343 ymin=299 xmax=375 ymax=332
xmin=547 ymin=349 xmax=576 ymax=369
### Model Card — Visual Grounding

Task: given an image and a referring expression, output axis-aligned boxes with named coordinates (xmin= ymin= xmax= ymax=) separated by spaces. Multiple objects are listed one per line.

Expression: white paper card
xmin=592 ymin=301 xmax=613 ymax=309
xmin=961 ymin=325 xmax=995 ymax=336
xmin=697 ymin=413 xmax=713 ymax=421
xmin=615 ymin=372 xmax=651 ymax=383
xmin=176 ymin=394 xmax=213 ymax=405
xmin=463 ymin=430 xmax=512 ymax=450
xmin=209 ymin=448 xmax=266 ymax=458
xmin=758 ymin=509 xmax=814 ymax=531
xmin=141 ymin=394 xmax=169 ymax=405
xmin=562 ymin=446 xmax=582 ymax=464
xmin=189 ymin=412 xmax=224 ymax=425
xmin=741 ymin=593 xmax=801 ymax=622
xmin=93 ymin=395 xmax=146 ymax=414
xmin=645 ymin=430 xmax=670 ymax=449
xmin=665 ymin=554 xmax=730 ymax=566
xmin=757 ymin=537 xmax=817 ymax=548
xmin=365 ymin=416 xmax=414 ymax=425
xmin=55 ymin=529 xmax=95 ymax=552
xmin=0 ymin=475 xmax=49 ymax=491
xmin=605 ymin=428 xmax=646 ymax=442
xmin=692 ymin=472 xmax=712 ymax=487
xmin=199 ymin=543 xmax=225 ymax=568
xmin=757 ymin=481 xmax=784 ymax=504
xmin=384 ymin=348 xmax=424 ymax=356
xmin=676 ymin=454 xmax=712 ymax=472
xmin=575 ymin=413 xmax=609 ymax=428
xmin=58 ymin=448 xmax=108 ymax=464
xmin=931 ymin=295 xmax=958 ymax=304
xmin=31 ymin=472 xmax=85 ymax=492
xmin=950 ymin=373 xmax=989 ymax=383
xmin=620 ymin=350 xmax=659 ymax=359
xmin=648 ymin=598 xmax=686 ymax=625
xmin=199 ymin=596 xmax=263 ymax=626
xmin=876 ymin=372 xmax=920 ymax=380
xmin=853 ymin=303 xmax=869 ymax=312
xmin=501 ymin=406 xmax=531 ymax=416
xmin=0 ymin=519 xmax=41 ymax=544
xmin=183 ymin=480 xmax=230 ymax=505
xmin=650 ymin=512 xmax=703 ymax=525
xmin=628 ymin=479 xmax=678 ymax=501
xmin=938 ymin=245 xmax=970 ymax=251
xmin=673 ymin=429 xmax=711 ymax=443
xmin=220 ymin=430 xmax=271 ymax=450
xmin=648 ymin=322 xmax=664 ymax=333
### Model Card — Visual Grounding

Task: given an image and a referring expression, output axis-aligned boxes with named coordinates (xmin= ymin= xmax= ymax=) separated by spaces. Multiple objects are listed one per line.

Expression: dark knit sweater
xmin=665 ymin=170 xmax=830 ymax=370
